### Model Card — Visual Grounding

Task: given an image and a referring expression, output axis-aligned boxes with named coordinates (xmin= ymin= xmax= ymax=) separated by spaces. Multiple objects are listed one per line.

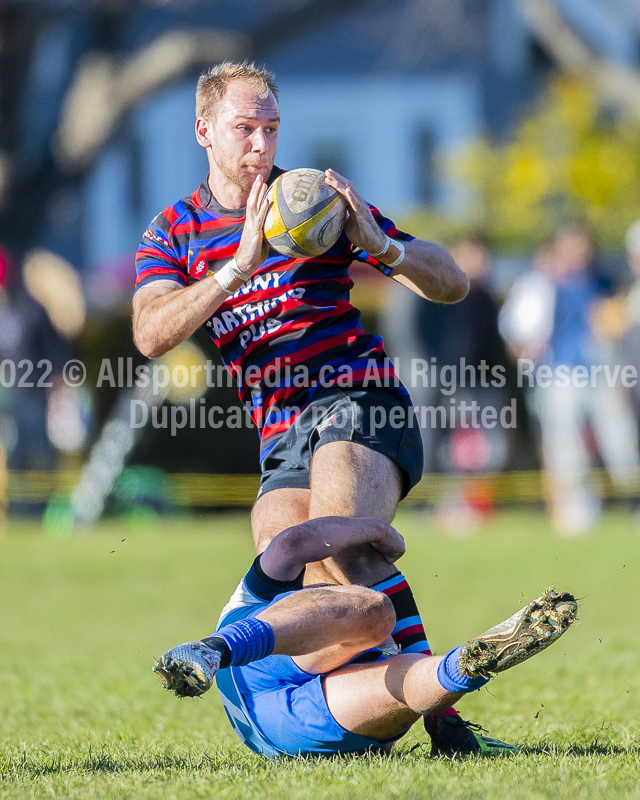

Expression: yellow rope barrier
xmin=6 ymin=468 xmax=640 ymax=506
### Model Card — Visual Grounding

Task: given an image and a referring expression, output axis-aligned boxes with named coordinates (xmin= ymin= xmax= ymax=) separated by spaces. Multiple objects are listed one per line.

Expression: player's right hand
xmin=235 ymin=175 xmax=270 ymax=274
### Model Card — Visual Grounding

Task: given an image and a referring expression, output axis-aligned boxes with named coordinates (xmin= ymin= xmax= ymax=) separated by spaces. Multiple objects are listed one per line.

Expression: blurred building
xmin=3 ymin=0 xmax=640 ymax=291
xmin=76 ymin=0 xmax=640 ymax=302
xmin=5 ymin=0 xmax=640 ymax=486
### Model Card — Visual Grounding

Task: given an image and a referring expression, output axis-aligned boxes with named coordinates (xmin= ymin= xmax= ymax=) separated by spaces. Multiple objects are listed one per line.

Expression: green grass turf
xmin=0 ymin=509 xmax=639 ymax=799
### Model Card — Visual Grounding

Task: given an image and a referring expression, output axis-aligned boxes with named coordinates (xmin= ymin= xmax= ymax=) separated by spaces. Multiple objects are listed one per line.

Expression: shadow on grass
xmin=518 ymin=742 xmax=640 ymax=757
xmin=397 ymin=740 xmax=640 ymax=761
xmin=3 ymin=742 xmax=639 ymax=779
xmin=1 ymin=749 xmax=235 ymax=778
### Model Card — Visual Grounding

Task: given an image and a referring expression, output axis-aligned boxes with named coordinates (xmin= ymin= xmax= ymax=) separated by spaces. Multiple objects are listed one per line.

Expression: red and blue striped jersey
xmin=134 ymin=169 xmax=413 ymax=460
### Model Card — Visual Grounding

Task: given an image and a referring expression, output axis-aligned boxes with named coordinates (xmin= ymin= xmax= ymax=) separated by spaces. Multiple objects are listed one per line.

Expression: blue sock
xmin=436 ymin=647 xmax=490 ymax=693
xmin=205 ymin=617 xmax=274 ymax=668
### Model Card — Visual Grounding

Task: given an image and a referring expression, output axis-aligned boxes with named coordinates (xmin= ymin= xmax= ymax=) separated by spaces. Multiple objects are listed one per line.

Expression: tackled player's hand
xmin=368 ymin=520 xmax=405 ymax=564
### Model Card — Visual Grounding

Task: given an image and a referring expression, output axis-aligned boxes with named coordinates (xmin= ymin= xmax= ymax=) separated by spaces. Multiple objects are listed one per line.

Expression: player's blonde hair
xmin=196 ymin=61 xmax=279 ymax=120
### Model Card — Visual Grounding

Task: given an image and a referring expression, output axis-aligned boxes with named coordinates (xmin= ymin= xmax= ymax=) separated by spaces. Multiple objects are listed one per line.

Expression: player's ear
xmin=195 ymin=117 xmax=214 ymax=148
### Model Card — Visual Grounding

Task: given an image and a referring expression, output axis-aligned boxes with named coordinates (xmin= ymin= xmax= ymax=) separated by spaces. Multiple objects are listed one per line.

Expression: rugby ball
xmin=263 ymin=168 xmax=347 ymax=259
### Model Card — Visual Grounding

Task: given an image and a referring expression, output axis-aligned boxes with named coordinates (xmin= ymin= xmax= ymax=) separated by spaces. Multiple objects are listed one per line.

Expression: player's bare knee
xmin=250 ymin=501 xmax=280 ymax=553
xmin=252 ymin=527 xmax=271 ymax=554
xmin=251 ymin=489 xmax=311 ymax=554
xmin=348 ymin=586 xmax=395 ymax=641
xmin=372 ymin=591 xmax=396 ymax=639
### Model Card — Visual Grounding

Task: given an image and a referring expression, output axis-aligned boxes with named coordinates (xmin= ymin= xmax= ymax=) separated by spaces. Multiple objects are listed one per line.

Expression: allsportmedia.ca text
xmin=98 ymin=356 xmax=510 ymax=396
xmin=96 ymin=356 xmax=639 ymax=396
xmin=0 ymin=356 xmax=634 ymax=395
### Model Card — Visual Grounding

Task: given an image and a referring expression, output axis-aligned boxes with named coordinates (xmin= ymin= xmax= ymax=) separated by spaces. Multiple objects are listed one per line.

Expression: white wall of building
xmin=276 ymin=76 xmax=482 ymax=215
xmin=84 ymin=75 xmax=482 ymax=270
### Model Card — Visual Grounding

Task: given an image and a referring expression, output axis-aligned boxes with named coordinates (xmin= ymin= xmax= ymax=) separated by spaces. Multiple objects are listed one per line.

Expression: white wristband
xmin=369 ymin=236 xmax=391 ymax=259
xmin=385 ymin=239 xmax=405 ymax=269
xmin=214 ymin=258 xmax=252 ymax=295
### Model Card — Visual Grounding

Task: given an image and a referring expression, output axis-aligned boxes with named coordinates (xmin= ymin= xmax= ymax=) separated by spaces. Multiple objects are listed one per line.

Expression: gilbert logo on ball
xmin=264 ymin=168 xmax=348 ymax=258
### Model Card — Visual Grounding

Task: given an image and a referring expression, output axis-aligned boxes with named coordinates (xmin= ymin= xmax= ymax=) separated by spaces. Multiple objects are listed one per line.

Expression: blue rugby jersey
xmin=214 ymin=557 xmax=304 ymax=757
xmin=214 ymin=557 xmax=391 ymax=758
xmin=134 ymin=168 xmax=413 ymax=459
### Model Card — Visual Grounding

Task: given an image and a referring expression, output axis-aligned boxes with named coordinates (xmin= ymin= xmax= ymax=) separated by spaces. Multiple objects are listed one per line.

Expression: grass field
xmin=1 ymin=509 xmax=639 ymax=799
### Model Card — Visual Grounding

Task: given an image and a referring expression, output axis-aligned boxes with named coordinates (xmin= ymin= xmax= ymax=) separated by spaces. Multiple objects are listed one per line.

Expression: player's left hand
xmin=324 ymin=169 xmax=387 ymax=256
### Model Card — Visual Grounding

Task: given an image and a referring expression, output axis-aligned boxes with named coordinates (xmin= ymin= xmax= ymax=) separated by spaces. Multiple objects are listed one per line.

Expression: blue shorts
xmin=216 ymin=590 xmax=406 ymax=758
xmin=217 ymin=653 xmax=402 ymax=758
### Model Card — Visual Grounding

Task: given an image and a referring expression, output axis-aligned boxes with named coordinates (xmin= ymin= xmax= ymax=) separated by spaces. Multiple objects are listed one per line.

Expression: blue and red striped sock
xmin=371 ymin=572 xmax=432 ymax=655
xmin=370 ymin=572 xmax=461 ymax=731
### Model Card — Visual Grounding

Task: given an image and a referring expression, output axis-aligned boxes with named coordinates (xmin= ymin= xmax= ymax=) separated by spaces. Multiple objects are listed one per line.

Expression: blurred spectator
xmin=382 ymin=237 xmax=512 ymax=532
xmin=0 ymin=245 xmax=73 ymax=514
xmin=500 ymin=226 xmax=639 ymax=535
xmin=615 ymin=221 xmax=640 ymax=421
xmin=417 ymin=238 xmax=512 ymax=530
xmin=498 ymin=245 xmax=557 ymax=362
xmin=596 ymin=220 xmax=640 ymax=486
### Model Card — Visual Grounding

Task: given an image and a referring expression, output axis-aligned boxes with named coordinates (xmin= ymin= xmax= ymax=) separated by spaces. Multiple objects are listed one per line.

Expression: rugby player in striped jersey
xmin=133 ymin=62 xmax=511 ymax=755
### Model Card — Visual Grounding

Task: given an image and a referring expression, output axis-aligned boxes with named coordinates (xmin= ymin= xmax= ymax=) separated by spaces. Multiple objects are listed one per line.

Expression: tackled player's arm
xmin=259 ymin=516 xmax=406 ymax=582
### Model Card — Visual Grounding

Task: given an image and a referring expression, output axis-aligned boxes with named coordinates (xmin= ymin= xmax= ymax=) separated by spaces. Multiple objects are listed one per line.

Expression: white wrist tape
xmin=214 ymin=258 xmax=252 ymax=294
xmin=369 ymin=236 xmax=391 ymax=258
xmin=385 ymin=239 xmax=405 ymax=268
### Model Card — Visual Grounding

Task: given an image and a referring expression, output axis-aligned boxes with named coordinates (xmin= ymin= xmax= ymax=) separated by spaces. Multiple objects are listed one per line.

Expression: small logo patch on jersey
xmin=188 ymin=247 xmax=208 ymax=278
xmin=316 ymin=413 xmax=338 ymax=435
xmin=144 ymin=227 xmax=168 ymax=247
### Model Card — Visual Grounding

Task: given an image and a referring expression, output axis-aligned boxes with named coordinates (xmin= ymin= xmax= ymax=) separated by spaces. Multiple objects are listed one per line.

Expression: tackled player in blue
xmin=154 ymin=517 xmax=578 ymax=759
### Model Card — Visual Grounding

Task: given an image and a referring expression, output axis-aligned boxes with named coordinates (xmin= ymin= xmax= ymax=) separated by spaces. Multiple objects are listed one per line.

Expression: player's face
xmin=209 ymin=81 xmax=279 ymax=192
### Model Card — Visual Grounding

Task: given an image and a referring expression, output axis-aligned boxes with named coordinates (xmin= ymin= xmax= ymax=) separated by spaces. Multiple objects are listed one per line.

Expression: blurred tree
xmin=459 ymin=75 xmax=640 ymax=249
xmin=0 ymin=1 xmax=245 ymax=267
xmin=400 ymin=0 xmax=640 ymax=249
xmin=0 ymin=0 xmax=374 ymax=268
xmin=518 ymin=0 xmax=640 ymax=125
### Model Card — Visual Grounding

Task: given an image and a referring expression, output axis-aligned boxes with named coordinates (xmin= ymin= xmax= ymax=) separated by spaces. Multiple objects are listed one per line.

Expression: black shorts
xmin=258 ymin=387 xmax=424 ymax=500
